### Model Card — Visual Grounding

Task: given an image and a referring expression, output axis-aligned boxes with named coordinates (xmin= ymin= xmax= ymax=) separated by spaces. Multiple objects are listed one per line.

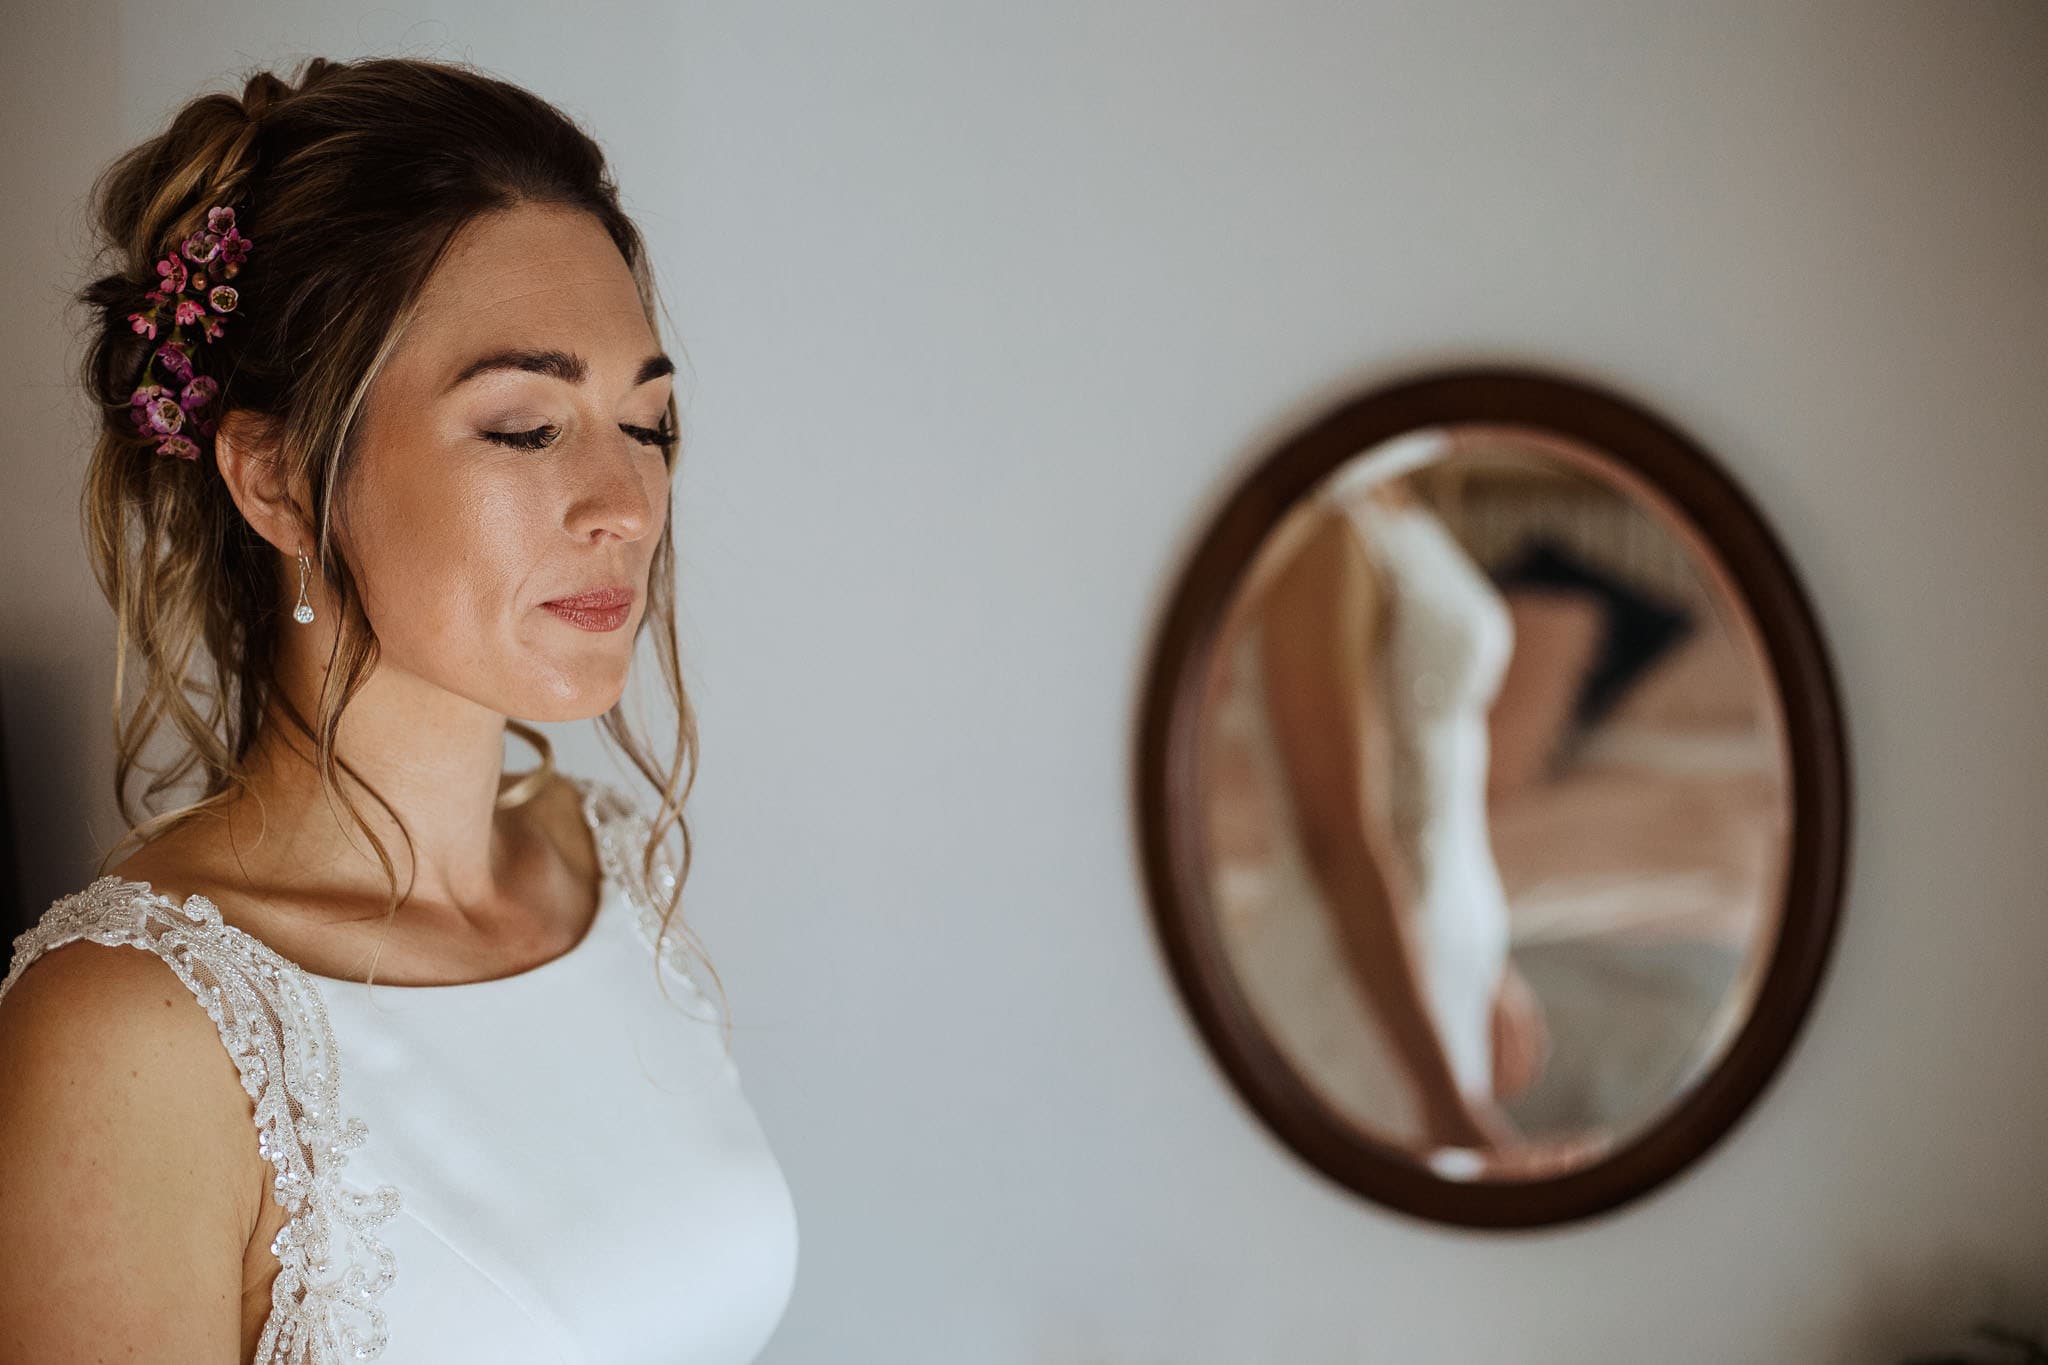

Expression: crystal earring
xmin=292 ymin=547 xmax=315 ymax=624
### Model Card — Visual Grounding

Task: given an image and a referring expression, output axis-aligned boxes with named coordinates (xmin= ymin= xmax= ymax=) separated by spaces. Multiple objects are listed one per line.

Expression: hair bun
xmin=236 ymin=69 xmax=294 ymax=127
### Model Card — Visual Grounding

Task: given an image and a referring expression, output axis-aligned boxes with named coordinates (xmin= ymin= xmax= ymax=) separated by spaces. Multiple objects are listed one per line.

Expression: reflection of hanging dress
xmin=1210 ymin=465 xmax=1515 ymax=1149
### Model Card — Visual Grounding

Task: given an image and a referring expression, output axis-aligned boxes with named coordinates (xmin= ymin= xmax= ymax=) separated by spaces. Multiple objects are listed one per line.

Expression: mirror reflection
xmin=1198 ymin=423 xmax=1792 ymax=1182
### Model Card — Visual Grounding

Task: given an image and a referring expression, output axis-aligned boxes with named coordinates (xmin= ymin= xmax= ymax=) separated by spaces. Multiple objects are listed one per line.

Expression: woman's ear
xmin=213 ymin=408 xmax=309 ymax=552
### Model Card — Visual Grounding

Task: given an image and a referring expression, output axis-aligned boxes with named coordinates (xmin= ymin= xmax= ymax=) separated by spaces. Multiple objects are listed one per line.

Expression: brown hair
xmin=73 ymin=54 xmax=724 ymax=1037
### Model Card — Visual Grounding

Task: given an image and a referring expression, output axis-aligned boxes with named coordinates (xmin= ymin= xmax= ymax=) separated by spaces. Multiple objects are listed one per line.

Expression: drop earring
xmin=292 ymin=547 xmax=315 ymax=624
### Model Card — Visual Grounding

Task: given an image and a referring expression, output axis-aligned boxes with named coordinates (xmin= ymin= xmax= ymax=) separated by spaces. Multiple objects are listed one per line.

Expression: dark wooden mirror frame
xmin=1133 ymin=363 xmax=1851 ymax=1230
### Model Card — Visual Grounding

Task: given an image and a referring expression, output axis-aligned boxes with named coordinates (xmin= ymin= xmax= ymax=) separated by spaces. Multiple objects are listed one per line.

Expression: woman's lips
xmin=541 ymin=586 xmax=634 ymax=632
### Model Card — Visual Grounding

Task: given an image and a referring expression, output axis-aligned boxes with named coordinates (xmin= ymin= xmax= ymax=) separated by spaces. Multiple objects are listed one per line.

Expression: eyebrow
xmin=444 ymin=347 xmax=675 ymax=394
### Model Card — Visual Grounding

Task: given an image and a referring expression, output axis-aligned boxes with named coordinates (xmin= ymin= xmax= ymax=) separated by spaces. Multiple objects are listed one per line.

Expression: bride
xmin=0 ymin=55 xmax=797 ymax=1364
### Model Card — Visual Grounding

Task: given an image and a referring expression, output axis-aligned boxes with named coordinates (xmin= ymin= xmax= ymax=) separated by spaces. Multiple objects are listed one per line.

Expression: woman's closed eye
xmin=482 ymin=422 xmax=676 ymax=452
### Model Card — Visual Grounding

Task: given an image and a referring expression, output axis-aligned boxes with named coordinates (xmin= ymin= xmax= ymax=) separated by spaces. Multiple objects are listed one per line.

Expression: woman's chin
xmin=511 ymin=658 xmax=632 ymax=722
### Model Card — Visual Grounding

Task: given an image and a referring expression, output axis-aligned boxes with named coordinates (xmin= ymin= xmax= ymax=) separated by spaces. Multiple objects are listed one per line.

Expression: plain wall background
xmin=4 ymin=4 xmax=2045 ymax=1361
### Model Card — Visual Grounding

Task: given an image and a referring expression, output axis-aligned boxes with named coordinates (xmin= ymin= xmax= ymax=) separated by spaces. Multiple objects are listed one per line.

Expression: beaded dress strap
xmin=0 ymin=879 xmax=400 ymax=1363
xmin=570 ymin=775 xmax=725 ymax=1024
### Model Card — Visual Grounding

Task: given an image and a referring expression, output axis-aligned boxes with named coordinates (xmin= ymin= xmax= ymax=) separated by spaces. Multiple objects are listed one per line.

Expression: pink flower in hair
xmin=216 ymin=227 xmax=251 ymax=271
xmin=181 ymin=227 xmax=221 ymax=266
xmin=139 ymin=393 xmax=184 ymax=436
xmin=155 ymin=340 xmax=193 ymax=381
xmin=180 ymin=374 xmax=219 ymax=412
xmin=127 ymin=200 xmax=253 ymax=461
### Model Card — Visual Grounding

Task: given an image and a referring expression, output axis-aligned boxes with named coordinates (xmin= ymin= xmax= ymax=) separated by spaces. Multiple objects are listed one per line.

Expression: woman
xmin=0 ymin=57 xmax=797 ymax=1363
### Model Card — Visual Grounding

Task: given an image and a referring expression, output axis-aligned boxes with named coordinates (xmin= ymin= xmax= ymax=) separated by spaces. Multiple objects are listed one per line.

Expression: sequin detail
xmin=0 ymin=880 xmax=400 ymax=1363
xmin=570 ymin=774 xmax=720 ymax=1013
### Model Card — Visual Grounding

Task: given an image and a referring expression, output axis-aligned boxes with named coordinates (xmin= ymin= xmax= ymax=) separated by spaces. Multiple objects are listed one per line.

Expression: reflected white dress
xmin=0 ymin=775 xmax=799 ymax=1365
xmin=1212 ymin=439 xmax=1516 ymax=1150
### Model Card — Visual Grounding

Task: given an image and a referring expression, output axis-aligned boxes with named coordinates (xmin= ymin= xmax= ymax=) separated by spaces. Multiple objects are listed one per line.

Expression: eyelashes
xmin=481 ymin=423 xmax=677 ymax=452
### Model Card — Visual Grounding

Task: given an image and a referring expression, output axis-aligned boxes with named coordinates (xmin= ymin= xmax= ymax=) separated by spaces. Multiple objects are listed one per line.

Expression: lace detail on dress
xmin=0 ymin=878 xmax=401 ymax=1363
xmin=571 ymin=775 xmax=721 ymax=1015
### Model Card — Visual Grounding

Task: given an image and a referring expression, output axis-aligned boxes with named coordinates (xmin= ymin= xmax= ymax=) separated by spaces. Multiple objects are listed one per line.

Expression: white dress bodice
xmin=0 ymin=775 xmax=799 ymax=1365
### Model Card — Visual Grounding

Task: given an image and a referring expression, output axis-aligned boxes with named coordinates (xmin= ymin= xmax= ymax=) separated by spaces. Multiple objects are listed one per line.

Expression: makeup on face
xmin=540 ymin=585 xmax=634 ymax=631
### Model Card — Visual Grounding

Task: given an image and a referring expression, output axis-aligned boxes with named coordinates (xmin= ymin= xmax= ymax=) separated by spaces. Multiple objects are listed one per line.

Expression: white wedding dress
xmin=0 ymin=774 xmax=799 ymax=1365
xmin=1211 ymin=431 xmax=1517 ymax=1158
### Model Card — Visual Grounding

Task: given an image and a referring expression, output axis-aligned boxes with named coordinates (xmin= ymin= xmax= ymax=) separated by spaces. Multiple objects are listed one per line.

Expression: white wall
xmin=5 ymin=4 xmax=2045 ymax=1361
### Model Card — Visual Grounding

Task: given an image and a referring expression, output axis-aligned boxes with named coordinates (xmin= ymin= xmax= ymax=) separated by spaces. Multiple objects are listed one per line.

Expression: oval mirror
xmin=1135 ymin=366 xmax=1850 ymax=1227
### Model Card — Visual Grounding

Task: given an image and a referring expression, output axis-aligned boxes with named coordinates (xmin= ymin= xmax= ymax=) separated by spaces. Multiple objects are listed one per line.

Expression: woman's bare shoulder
xmin=0 ymin=932 xmax=260 ymax=1205
xmin=0 ymin=886 xmax=266 ymax=1145
xmin=0 ymin=925 xmax=260 ymax=1358
xmin=1 ymin=871 xmax=274 ymax=1177
xmin=1 ymin=922 xmax=245 ymax=1078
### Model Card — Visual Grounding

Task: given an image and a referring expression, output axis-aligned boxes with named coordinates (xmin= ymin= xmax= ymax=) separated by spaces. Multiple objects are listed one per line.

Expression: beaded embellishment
xmin=570 ymin=774 xmax=721 ymax=1016
xmin=0 ymin=879 xmax=400 ymax=1363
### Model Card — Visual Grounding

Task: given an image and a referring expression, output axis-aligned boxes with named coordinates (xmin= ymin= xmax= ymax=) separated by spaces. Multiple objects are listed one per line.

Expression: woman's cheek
xmin=465 ymin=474 xmax=548 ymax=544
